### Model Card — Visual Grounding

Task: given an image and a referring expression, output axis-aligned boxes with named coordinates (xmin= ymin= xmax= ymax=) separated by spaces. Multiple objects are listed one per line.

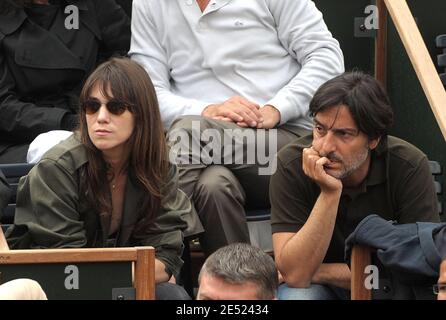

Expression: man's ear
xmin=368 ymin=137 xmax=381 ymax=150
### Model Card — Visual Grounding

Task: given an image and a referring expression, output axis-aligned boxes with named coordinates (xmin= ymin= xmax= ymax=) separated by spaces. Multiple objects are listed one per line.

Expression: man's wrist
xmin=264 ymin=104 xmax=281 ymax=124
xmin=202 ymin=104 xmax=216 ymax=117
xmin=319 ymin=188 xmax=342 ymax=200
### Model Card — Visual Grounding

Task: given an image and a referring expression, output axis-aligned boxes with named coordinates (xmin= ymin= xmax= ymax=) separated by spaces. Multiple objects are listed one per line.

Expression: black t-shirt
xmin=270 ymin=135 xmax=440 ymax=263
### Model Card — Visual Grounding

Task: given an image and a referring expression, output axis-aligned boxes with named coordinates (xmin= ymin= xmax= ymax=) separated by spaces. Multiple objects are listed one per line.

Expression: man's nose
xmin=319 ymin=132 xmax=336 ymax=156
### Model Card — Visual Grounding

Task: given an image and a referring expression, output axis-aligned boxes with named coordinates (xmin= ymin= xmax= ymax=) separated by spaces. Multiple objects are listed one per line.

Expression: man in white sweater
xmin=129 ymin=0 xmax=344 ymax=254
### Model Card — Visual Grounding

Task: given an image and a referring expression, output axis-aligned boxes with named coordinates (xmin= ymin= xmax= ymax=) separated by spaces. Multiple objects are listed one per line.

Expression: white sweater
xmin=129 ymin=0 xmax=344 ymax=129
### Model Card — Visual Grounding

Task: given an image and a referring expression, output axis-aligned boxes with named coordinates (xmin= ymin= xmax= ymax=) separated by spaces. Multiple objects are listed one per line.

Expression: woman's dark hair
xmin=309 ymin=71 xmax=394 ymax=140
xmin=78 ymin=57 xmax=169 ymax=231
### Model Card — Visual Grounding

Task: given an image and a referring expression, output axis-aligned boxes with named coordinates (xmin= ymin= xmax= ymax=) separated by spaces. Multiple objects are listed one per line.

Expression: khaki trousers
xmin=168 ymin=115 xmax=309 ymax=254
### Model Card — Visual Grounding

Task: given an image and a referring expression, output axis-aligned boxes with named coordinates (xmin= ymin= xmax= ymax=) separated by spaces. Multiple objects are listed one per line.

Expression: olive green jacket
xmin=6 ymin=135 xmax=202 ymax=278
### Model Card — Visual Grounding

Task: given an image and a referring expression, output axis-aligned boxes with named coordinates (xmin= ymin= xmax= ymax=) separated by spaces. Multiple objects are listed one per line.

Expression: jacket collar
xmin=0 ymin=0 xmax=89 ymax=36
xmin=0 ymin=7 xmax=27 ymax=36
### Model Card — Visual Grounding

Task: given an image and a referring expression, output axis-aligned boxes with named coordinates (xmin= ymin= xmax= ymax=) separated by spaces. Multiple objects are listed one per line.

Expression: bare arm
xmin=274 ymin=191 xmax=340 ymax=287
xmin=312 ymin=263 xmax=351 ymax=290
xmin=274 ymin=147 xmax=342 ymax=287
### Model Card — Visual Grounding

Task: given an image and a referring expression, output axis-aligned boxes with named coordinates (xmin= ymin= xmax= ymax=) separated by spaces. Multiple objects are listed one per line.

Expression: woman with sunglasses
xmin=6 ymin=58 xmax=202 ymax=299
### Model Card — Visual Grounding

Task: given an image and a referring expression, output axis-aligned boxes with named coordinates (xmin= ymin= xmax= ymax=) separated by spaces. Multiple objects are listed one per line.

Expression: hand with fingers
xmin=201 ymin=96 xmax=264 ymax=128
xmin=235 ymin=104 xmax=281 ymax=129
xmin=302 ymin=147 xmax=342 ymax=193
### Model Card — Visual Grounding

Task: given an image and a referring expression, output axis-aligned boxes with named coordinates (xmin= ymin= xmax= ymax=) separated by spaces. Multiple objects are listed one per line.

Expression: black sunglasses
xmin=82 ymin=98 xmax=132 ymax=115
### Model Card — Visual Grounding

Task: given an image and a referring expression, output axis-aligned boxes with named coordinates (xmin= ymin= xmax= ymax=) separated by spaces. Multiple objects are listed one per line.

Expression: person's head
xmin=78 ymin=57 xmax=168 ymax=228
xmin=309 ymin=71 xmax=393 ymax=183
xmin=436 ymin=259 xmax=446 ymax=300
xmin=197 ymin=243 xmax=278 ymax=300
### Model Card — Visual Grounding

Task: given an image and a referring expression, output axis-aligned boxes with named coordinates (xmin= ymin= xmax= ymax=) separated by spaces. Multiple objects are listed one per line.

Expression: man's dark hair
xmin=309 ymin=71 xmax=393 ymax=140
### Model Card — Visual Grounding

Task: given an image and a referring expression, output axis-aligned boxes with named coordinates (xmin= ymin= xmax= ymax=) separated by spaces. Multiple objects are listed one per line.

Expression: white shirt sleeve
xmin=265 ymin=0 xmax=345 ymax=125
xmin=129 ymin=0 xmax=211 ymax=129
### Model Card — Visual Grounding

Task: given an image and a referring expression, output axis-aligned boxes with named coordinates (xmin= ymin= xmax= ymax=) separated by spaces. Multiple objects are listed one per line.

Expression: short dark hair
xmin=309 ymin=71 xmax=393 ymax=140
xmin=198 ymin=243 xmax=278 ymax=299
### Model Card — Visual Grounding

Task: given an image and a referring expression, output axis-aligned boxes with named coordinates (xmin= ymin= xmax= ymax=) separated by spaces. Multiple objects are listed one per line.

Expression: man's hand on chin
xmin=302 ymin=147 xmax=343 ymax=193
